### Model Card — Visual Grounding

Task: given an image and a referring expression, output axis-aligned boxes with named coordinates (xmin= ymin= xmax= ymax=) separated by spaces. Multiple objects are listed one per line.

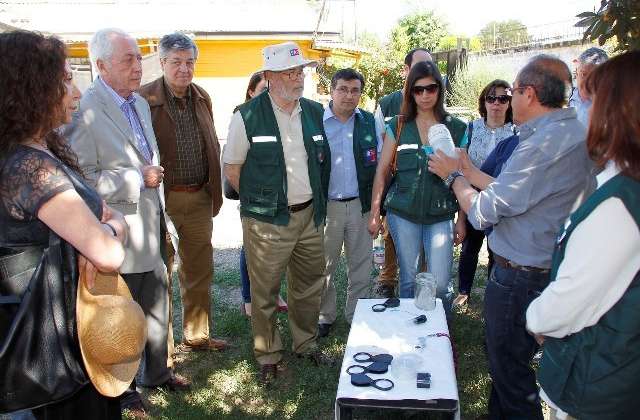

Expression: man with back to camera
xmin=428 ymin=54 xmax=595 ymax=419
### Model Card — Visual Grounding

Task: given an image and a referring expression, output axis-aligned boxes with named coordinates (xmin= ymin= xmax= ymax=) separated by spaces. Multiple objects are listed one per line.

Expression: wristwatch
xmin=444 ymin=171 xmax=463 ymax=189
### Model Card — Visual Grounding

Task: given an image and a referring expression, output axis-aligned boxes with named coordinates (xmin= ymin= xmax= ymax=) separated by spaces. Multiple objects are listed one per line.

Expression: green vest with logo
xmin=238 ymin=91 xmax=330 ymax=227
xmin=539 ymin=173 xmax=640 ymax=420
xmin=349 ymin=109 xmax=378 ymax=213
xmin=384 ymin=115 xmax=467 ymax=225
xmin=378 ymin=90 xmax=403 ymax=120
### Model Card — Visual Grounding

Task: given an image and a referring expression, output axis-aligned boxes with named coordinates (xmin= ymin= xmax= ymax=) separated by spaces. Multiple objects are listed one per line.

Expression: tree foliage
xmin=390 ymin=11 xmax=449 ymax=55
xmin=478 ymin=20 xmax=529 ymax=50
xmin=318 ymin=12 xmax=452 ymax=107
xmin=576 ymin=0 xmax=640 ymax=52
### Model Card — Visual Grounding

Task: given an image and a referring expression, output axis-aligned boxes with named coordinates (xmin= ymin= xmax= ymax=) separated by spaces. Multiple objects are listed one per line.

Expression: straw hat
xmin=76 ymin=270 xmax=147 ymax=397
xmin=259 ymin=41 xmax=318 ymax=72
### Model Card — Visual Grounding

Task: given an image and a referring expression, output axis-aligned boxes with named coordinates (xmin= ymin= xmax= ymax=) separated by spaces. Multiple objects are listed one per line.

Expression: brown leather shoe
xmin=259 ymin=364 xmax=278 ymax=385
xmin=179 ymin=337 xmax=229 ymax=352
xmin=159 ymin=373 xmax=191 ymax=391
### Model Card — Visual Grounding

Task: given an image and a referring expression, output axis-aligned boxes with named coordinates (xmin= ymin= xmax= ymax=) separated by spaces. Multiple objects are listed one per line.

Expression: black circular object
xmin=346 ymin=365 xmax=366 ymax=375
xmin=371 ymin=303 xmax=387 ymax=312
xmin=353 ymin=352 xmax=393 ymax=365
xmin=372 ymin=378 xmax=394 ymax=391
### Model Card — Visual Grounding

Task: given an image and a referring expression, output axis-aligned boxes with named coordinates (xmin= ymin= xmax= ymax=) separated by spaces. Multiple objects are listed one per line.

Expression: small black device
xmin=417 ymin=372 xmax=431 ymax=389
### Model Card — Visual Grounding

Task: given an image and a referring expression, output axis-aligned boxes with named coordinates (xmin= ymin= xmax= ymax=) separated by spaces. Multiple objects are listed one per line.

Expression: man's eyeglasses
xmin=334 ymin=86 xmax=362 ymax=96
xmin=506 ymin=85 xmax=535 ymax=96
xmin=411 ymin=83 xmax=439 ymax=95
xmin=164 ymin=59 xmax=196 ymax=69
xmin=485 ymin=95 xmax=510 ymax=105
xmin=280 ymin=67 xmax=306 ymax=80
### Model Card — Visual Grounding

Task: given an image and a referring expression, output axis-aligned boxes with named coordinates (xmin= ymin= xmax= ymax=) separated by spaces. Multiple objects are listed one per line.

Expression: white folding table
xmin=335 ymin=298 xmax=459 ymax=419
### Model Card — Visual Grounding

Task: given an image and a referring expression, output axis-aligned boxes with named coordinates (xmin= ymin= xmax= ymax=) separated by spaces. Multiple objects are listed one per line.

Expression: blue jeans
xmin=386 ymin=212 xmax=454 ymax=312
xmin=484 ymin=263 xmax=549 ymax=420
xmin=240 ymin=246 xmax=251 ymax=303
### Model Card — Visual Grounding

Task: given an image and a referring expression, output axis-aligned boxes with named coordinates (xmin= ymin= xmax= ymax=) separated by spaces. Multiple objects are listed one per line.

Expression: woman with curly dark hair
xmin=0 ymin=31 xmax=127 ymax=419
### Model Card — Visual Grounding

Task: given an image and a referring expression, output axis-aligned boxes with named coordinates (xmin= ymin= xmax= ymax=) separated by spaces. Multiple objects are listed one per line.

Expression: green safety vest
xmin=378 ymin=90 xmax=403 ymax=120
xmin=348 ymin=109 xmax=378 ymax=214
xmin=238 ymin=90 xmax=330 ymax=227
xmin=384 ymin=115 xmax=467 ymax=225
xmin=539 ymin=173 xmax=640 ymax=420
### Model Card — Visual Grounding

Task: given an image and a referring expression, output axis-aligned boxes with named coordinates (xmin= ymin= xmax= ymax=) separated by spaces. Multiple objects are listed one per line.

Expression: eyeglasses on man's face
xmin=506 ymin=85 xmax=535 ymax=96
xmin=279 ymin=67 xmax=307 ymax=80
xmin=334 ymin=86 xmax=362 ymax=96
xmin=411 ymin=83 xmax=439 ymax=95
xmin=485 ymin=94 xmax=510 ymax=104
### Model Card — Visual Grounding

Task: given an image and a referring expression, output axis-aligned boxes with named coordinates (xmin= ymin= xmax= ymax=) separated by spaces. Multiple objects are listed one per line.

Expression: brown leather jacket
xmin=138 ymin=77 xmax=222 ymax=217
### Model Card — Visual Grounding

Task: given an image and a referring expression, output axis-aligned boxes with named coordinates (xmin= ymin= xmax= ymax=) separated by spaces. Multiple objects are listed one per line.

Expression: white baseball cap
xmin=259 ymin=41 xmax=318 ymax=72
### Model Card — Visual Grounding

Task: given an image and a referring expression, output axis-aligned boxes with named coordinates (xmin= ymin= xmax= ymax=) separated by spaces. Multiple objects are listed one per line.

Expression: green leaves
xmin=577 ymin=0 xmax=640 ymax=52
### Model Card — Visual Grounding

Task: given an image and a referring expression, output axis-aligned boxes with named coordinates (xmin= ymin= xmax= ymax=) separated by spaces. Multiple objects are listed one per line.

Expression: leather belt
xmin=170 ymin=184 xmax=203 ymax=193
xmin=493 ymin=253 xmax=550 ymax=274
xmin=331 ymin=197 xmax=358 ymax=202
xmin=288 ymin=199 xmax=313 ymax=213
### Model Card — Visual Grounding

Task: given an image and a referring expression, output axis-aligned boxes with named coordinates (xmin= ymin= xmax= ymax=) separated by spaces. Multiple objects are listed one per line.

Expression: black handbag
xmin=0 ymin=232 xmax=88 ymax=413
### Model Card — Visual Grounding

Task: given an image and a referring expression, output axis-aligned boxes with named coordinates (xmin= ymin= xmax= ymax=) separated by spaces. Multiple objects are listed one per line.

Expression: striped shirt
xmin=99 ymin=77 xmax=153 ymax=163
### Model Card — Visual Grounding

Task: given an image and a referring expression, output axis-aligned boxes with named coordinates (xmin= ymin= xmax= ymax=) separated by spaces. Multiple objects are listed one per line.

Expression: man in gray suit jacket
xmin=63 ymin=28 xmax=190 ymax=416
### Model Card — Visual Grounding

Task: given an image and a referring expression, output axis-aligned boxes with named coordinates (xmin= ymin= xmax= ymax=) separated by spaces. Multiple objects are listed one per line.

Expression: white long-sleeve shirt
xmin=526 ymin=162 xmax=640 ymax=419
xmin=526 ymin=162 xmax=640 ymax=337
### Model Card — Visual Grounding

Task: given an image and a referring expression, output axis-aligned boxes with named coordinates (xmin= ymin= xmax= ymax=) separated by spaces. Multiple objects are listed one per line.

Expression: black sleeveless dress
xmin=0 ymin=145 xmax=120 ymax=419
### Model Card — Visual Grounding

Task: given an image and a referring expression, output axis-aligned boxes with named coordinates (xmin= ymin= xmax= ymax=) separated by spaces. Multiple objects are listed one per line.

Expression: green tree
xmin=478 ymin=20 xmax=529 ymax=50
xmin=390 ymin=11 xmax=449 ymax=55
xmin=355 ymin=33 xmax=404 ymax=105
xmin=576 ymin=0 xmax=640 ymax=51
xmin=438 ymin=35 xmax=483 ymax=52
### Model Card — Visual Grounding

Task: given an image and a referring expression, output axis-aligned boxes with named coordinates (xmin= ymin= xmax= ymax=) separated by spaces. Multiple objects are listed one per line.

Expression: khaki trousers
xmin=242 ymin=205 xmax=325 ymax=365
xmin=319 ymin=199 xmax=373 ymax=324
xmin=378 ymin=216 xmax=399 ymax=285
xmin=165 ymin=189 xmax=214 ymax=345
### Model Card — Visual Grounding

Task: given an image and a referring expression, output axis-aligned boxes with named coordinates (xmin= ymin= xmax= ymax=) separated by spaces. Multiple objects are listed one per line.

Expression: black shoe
xmin=297 ymin=350 xmax=336 ymax=367
xmin=317 ymin=323 xmax=333 ymax=338
xmin=374 ymin=282 xmax=395 ymax=299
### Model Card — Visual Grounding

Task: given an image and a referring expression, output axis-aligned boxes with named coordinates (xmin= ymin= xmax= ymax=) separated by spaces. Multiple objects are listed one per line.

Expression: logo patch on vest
xmin=364 ymin=148 xmax=377 ymax=164
xmin=290 ymin=48 xmax=300 ymax=57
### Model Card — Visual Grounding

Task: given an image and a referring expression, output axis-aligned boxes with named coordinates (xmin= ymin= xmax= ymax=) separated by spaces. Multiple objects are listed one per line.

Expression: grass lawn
xmin=133 ymin=248 xmax=492 ymax=420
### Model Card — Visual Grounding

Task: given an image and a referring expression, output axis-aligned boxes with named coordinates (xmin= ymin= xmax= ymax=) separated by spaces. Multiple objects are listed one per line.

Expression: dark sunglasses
xmin=411 ymin=83 xmax=439 ymax=95
xmin=485 ymin=95 xmax=510 ymax=104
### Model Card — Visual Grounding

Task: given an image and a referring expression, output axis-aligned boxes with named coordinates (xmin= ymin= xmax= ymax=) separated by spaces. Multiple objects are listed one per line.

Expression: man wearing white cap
xmin=224 ymin=41 xmax=332 ymax=383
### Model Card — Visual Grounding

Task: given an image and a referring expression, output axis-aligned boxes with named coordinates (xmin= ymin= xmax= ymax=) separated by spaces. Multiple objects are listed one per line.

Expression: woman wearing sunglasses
xmin=368 ymin=61 xmax=467 ymax=314
xmin=453 ymin=80 xmax=514 ymax=307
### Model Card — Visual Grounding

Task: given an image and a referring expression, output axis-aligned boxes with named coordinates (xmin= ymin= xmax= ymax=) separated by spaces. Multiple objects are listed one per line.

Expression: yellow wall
xmin=193 ymin=38 xmax=328 ymax=78
xmin=66 ymin=38 xmax=155 ymax=59
xmin=64 ymin=37 xmax=335 ymax=77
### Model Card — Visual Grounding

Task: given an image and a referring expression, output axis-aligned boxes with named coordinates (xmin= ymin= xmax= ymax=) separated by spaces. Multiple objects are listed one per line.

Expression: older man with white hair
xmin=63 ymin=28 xmax=190 ymax=418
xmin=224 ymin=41 xmax=332 ymax=384
xmin=569 ymin=47 xmax=608 ymax=127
